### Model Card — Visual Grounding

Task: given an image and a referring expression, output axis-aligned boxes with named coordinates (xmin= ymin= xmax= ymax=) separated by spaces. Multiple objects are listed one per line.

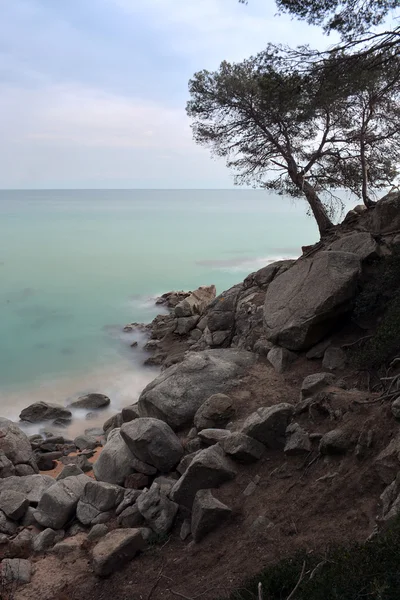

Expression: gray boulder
xmin=326 ymin=232 xmax=380 ymax=261
xmin=121 ymin=418 xmax=183 ymax=472
xmin=175 ymin=316 xmax=200 ymax=335
xmin=322 ymin=347 xmax=347 ymax=370
xmin=170 ymin=444 xmax=236 ymax=508
xmin=300 ymin=373 xmax=336 ymax=400
xmin=117 ymin=504 xmax=144 ymax=528
xmin=319 ymin=429 xmax=353 ymax=455
xmin=32 ymin=528 xmax=59 ymax=553
xmin=34 ymin=474 xmax=90 ymax=529
xmin=68 ymin=393 xmax=110 ymax=410
xmin=221 ymin=433 xmax=265 ymax=463
xmin=264 ymin=251 xmax=360 ymax=351
xmin=194 ymin=394 xmax=235 ymax=431
xmin=77 ymin=480 xmax=124 ymax=526
xmin=122 ymin=403 xmax=140 ymax=423
xmin=284 ymin=423 xmax=311 ymax=456
xmin=14 ymin=464 xmax=36 ymax=476
xmin=94 ymin=428 xmax=143 ymax=485
xmin=91 ymin=529 xmax=145 ymax=577
xmin=103 ymin=413 xmax=123 ymax=437
xmin=56 ymin=464 xmax=84 ymax=480
xmin=198 ymin=429 xmax=231 ymax=446
xmin=88 ymin=524 xmax=108 ymax=542
xmin=191 ymin=489 xmax=231 ymax=542
xmin=0 ymin=511 xmax=18 ymax=535
xmin=174 ymin=285 xmax=216 ymax=318
xmin=115 ymin=490 xmax=141 ymax=516
xmin=242 ymin=404 xmax=294 ymax=448
xmin=137 ymin=482 xmax=178 ymax=535
xmin=0 ymin=451 xmax=15 ymax=478
xmin=0 ymin=474 xmax=55 ymax=504
xmin=0 ymin=418 xmax=34 ymax=466
xmin=74 ymin=434 xmax=99 ymax=451
xmin=391 ymin=398 xmax=400 ymax=419
xmin=138 ymin=349 xmax=255 ymax=430
xmin=267 ymin=346 xmax=297 ymax=373
xmin=0 ymin=490 xmax=29 ymax=520
xmin=1 ymin=559 xmax=32 ymax=584
xmin=19 ymin=402 xmax=72 ymax=423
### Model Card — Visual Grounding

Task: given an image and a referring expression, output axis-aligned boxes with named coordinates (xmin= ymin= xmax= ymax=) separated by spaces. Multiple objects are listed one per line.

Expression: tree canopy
xmin=187 ymin=46 xmax=400 ymax=236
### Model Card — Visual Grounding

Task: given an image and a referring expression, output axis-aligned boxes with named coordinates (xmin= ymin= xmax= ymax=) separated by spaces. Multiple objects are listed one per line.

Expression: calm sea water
xmin=0 ymin=189 xmax=320 ymax=433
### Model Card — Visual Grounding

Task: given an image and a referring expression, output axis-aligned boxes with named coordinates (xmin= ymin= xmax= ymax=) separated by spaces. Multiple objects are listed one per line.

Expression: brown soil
xmin=40 ymin=447 xmax=103 ymax=480
xmin=15 ymin=347 xmax=396 ymax=600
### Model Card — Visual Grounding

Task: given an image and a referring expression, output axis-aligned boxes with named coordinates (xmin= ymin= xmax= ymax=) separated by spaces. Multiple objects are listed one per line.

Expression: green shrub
xmin=225 ymin=518 xmax=400 ymax=600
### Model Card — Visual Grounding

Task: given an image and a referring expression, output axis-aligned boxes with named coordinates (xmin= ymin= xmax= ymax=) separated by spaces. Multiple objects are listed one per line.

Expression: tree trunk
xmin=302 ymin=180 xmax=334 ymax=237
xmin=360 ymin=141 xmax=375 ymax=208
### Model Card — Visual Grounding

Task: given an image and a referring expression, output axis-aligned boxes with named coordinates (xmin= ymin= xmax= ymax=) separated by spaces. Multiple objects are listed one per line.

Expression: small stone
xmin=137 ymin=483 xmax=178 ymax=535
xmin=0 ymin=511 xmax=18 ymax=535
xmin=322 ymin=347 xmax=347 ymax=370
xmin=117 ymin=505 xmax=144 ymax=528
xmin=284 ymin=423 xmax=311 ymax=456
xmin=1 ymin=559 xmax=32 ymax=584
xmin=8 ymin=529 xmax=33 ymax=559
xmin=116 ymin=490 xmax=142 ymax=516
xmin=194 ymin=394 xmax=235 ymax=431
xmin=88 ymin=524 xmax=109 ymax=542
xmin=52 ymin=537 xmax=82 ymax=556
xmin=124 ymin=473 xmax=149 ymax=490
xmin=69 ymin=394 xmax=111 ymax=410
xmin=319 ymin=429 xmax=352 ymax=455
xmin=222 ymin=433 xmax=265 ymax=463
xmin=180 ymin=519 xmax=191 ymax=541
xmin=243 ymin=482 xmax=258 ymax=497
xmin=242 ymin=404 xmax=294 ymax=448
xmin=0 ymin=491 xmax=29 ymax=521
xmin=74 ymin=435 xmax=99 ymax=451
xmin=300 ymin=373 xmax=336 ymax=400
xmin=56 ymin=464 xmax=84 ymax=480
xmin=267 ymin=346 xmax=297 ymax=373
xmin=121 ymin=403 xmax=140 ymax=423
xmin=198 ymin=429 xmax=231 ymax=446
xmin=32 ymin=528 xmax=57 ymax=553
xmin=306 ymin=339 xmax=331 ymax=360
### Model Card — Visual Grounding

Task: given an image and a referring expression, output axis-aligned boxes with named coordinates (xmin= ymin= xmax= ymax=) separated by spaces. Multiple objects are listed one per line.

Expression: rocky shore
xmin=3 ymin=193 xmax=400 ymax=600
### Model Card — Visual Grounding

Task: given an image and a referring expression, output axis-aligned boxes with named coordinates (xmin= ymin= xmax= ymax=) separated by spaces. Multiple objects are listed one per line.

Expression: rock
xmin=121 ymin=418 xmax=183 ymax=473
xmin=77 ymin=480 xmax=124 ymax=526
xmin=14 ymin=464 xmax=36 ymax=476
xmin=319 ymin=429 xmax=352 ymax=455
xmin=264 ymin=252 xmax=360 ymax=350
xmin=69 ymin=394 xmax=111 ymax=410
xmin=300 ymin=373 xmax=336 ymax=400
xmin=153 ymin=475 xmax=178 ymax=496
xmin=103 ymin=413 xmax=123 ymax=437
xmin=174 ymin=286 xmax=216 ymax=318
xmin=267 ymin=346 xmax=297 ymax=373
xmin=52 ymin=537 xmax=82 ymax=556
xmin=138 ymin=349 xmax=255 ymax=430
xmin=175 ymin=316 xmax=200 ymax=335
xmin=194 ymin=394 xmax=235 ymax=431
xmin=326 ymin=232 xmax=380 ymax=261
xmin=19 ymin=402 xmax=72 ymax=423
xmin=0 ymin=511 xmax=18 ymax=535
xmin=284 ymin=423 xmax=311 ymax=455
xmin=1 ymin=559 xmax=32 ymax=584
xmin=198 ymin=429 xmax=231 ymax=446
xmin=8 ymin=529 xmax=33 ymax=559
xmin=32 ymin=528 xmax=58 ymax=553
xmin=322 ymin=347 xmax=347 ymax=370
xmin=57 ymin=464 xmax=84 ymax=480
xmin=91 ymin=529 xmax=145 ymax=577
xmin=177 ymin=451 xmax=201 ymax=475
xmin=191 ymin=489 xmax=231 ymax=542
xmin=36 ymin=452 xmax=61 ymax=471
xmin=170 ymin=445 xmax=236 ymax=508
xmin=115 ymin=490 xmax=142 ymax=516
xmin=74 ymin=435 xmax=99 ymax=451
xmin=375 ymin=433 xmax=400 ymax=484
xmin=0 ymin=418 xmax=34 ymax=466
xmin=137 ymin=483 xmax=178 ymax=534
xmin=185 ymin=438 xmax=204 ymax=453
xmin=52 ymin=418 xmax=72 ymax=428
xmin=0 ymin=451 xmax=15 ymax=478
xmin=94 ymin=428 xmax=143 ymax=486
xmin=117 ymin=504 xmax=144 ymax=528
xmin=0 ymin=490 xmax=29 ymax=520
xmin=180 ymin=519 xmax=191 ymax=541
xmin=0 ymin=474 xmax=55 ymax=505
xmin=122 ymin=404 xmax=140 ymax=423
xmin=221 ymin=433 xmax=265 ymax=463
xmin=242 ymin=404 xmax=294 ymax=448
xmin=20 ymin=507 xmax=37 ymax=527
xmin=68 ymin=523 xmax=87 ymax=536
xmin=34 ymin=474 xmax=90 ymax=529
xmin=88 ymin=524 xmax=108 ymax=542
xmin=306 ymin=339 xmax=331 ymax=360
xmin=124 ymin=473 xmax=149 ymax=490
xmin=391 ymin=398 xmax=400 ymax=419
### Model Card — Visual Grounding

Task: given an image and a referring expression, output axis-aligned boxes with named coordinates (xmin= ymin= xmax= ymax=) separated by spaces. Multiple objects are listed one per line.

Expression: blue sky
xmin=0 ymin=0 xmax=334 ymax=188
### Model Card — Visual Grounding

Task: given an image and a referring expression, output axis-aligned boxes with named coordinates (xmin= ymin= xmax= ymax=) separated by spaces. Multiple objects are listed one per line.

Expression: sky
xmin=0 ymin=0 xmax=335 ymax=189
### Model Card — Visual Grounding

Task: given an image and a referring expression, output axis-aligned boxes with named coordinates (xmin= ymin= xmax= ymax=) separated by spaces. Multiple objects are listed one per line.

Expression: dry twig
xmin=147 ymin=565 xmax=164 ymax=600
xmin=286 ymin=561 xmax=306 ymax=600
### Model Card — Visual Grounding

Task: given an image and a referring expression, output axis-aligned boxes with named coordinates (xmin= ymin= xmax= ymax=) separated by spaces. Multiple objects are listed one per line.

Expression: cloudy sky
xmin=0 ymin=0 xmax=334 ymax=188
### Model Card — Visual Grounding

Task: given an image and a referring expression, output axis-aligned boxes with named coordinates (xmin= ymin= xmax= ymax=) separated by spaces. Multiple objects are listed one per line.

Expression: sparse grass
xmin=223 ymin=517 xmax=400 ymax=600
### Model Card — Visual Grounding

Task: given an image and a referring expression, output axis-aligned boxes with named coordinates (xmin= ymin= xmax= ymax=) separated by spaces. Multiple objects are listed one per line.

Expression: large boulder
xmin=0 ymin=418 xmax=34 ymax=467
xmin=68 ymin=393 xmax=110 ymax=410
xmin=194 ymin=394 xmax=235 ymax=431
xmin=76 ymin=480 xmax=124 ymax=526
xmin=120 ymin=418 xmax=183 ymax=473
xmin=19 ymin=402 xmax=72 ymax=423
xmin=263 ymin=252 xmax=361 ymax=351
xmin=170 ymin=444 xmax=236 ymax=508
xmin=242 ymin=404 xmax=294 ymax=448
xmin=137 ymin=482 xmax=178 ymax=535
xmin=94 ymin=428 xmax=142 ymax=485
xmin=0 ymin=451 xmax=15 ymax=478
xmin=91 ymin=529 xmax=145 ymax=577
xmin=174 ymin=285 xmax=216 ymax=318
xmin=0 ymin=475 xmax=55 ymax=505
xmin=191 ymin=489 xmax=231 ymax=542
xmin=34 ymin=474 xmax=90 ymax=529
xmin=138 ymin=349 xmax=255 ymax=430
xmin=326 ymin=232 xmax=380 ymax=261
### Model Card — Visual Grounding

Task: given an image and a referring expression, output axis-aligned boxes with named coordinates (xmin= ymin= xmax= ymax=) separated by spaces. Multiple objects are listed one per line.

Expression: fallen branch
xmin=286 ymin=561 xmax=306 ymax=600
xmin=147 ymin=565 xmax=164 ymax=600
xmin=309 ymin=560 xmax=328 ymax=580
xmin=341 ymin=335 xmax=372 ymax=349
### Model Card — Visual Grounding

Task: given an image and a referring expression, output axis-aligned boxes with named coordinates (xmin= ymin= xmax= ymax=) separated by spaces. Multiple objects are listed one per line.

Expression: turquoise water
xmin=0 ymin=189 xmax=319 ymax=430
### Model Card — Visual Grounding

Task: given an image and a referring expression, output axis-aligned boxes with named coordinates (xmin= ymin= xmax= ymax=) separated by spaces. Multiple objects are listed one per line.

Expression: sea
xmin=0 ymin=189 xmax=326 ymax=436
